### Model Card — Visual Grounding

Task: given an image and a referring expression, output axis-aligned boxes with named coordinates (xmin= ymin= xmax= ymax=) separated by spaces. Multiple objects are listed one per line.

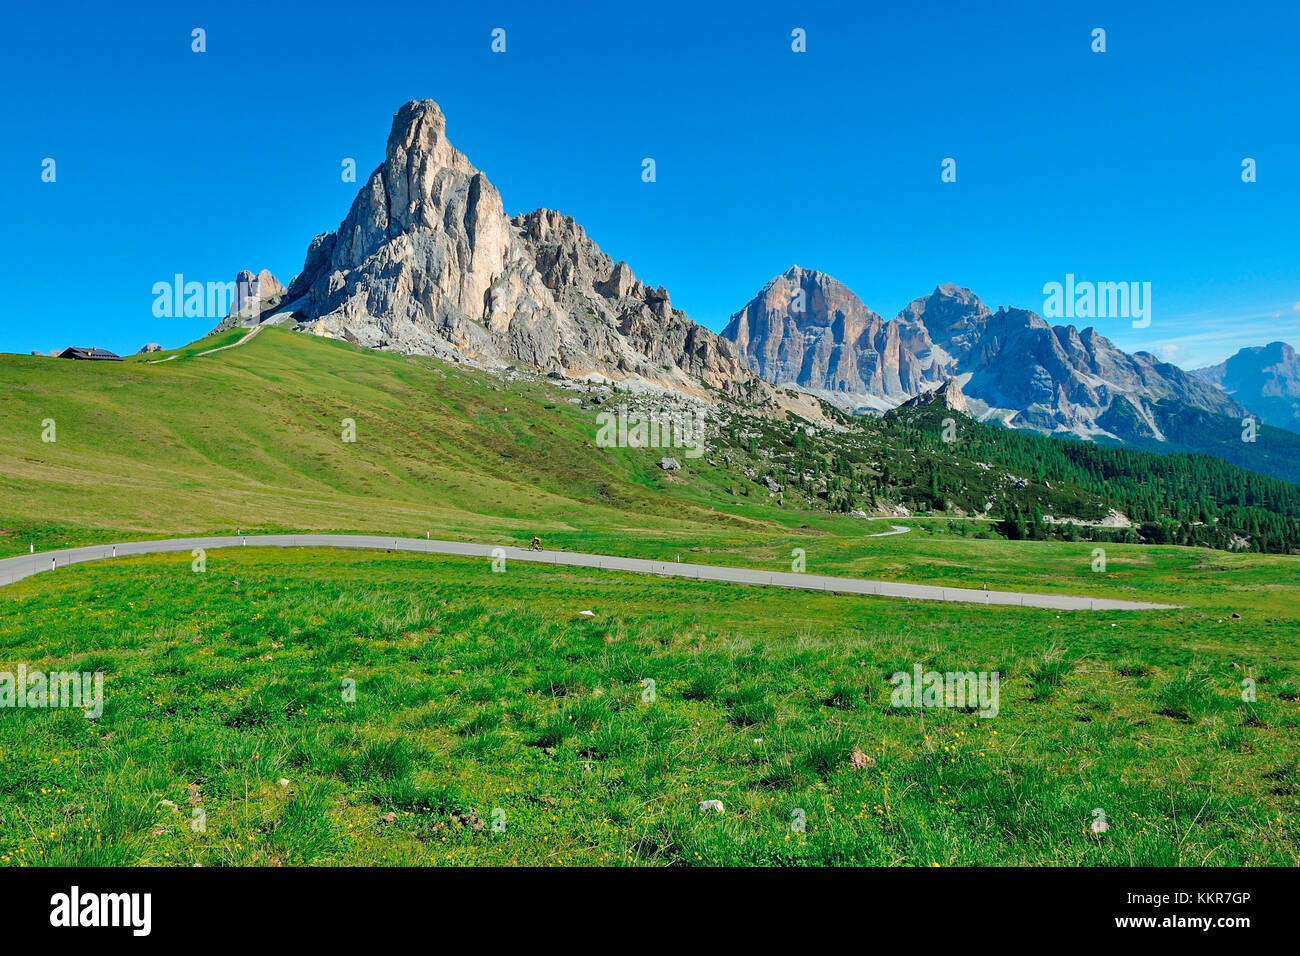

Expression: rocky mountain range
xmin=1193 ymin=341 xmax=1300 ymax=435
xmin=226 ymin=99 xmax=787 ymax=408
xmin=213 ymin=98 xmax=1291 ymax=475
xmin=722 ymin=267 xmax=1245 ymax=444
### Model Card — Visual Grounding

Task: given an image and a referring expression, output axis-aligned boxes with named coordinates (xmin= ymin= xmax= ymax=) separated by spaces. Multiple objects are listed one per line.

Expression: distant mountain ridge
xmin=1193 ymin=341 xmax=1300 ymax=435
xmin=723 ymin=268 xmax=1246 ymax=446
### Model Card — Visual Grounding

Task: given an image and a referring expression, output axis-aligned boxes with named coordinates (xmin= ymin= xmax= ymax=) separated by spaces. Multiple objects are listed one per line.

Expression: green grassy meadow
xmin=1 ymin=330 xmax=1297 ymax=866
xmin=1 ymin=327 xmax=798 ymax=558
xmin=1 ymin=548 xmax=1297 ymax=866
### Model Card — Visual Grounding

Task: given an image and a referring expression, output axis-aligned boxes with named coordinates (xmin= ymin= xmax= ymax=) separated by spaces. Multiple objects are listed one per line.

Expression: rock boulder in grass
xmin=849 ymin=747 xmax=875 ymax=769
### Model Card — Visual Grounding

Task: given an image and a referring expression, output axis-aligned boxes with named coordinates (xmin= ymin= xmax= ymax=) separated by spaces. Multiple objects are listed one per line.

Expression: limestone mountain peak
xmin=270 ymin=98 xmax=772 ymax=402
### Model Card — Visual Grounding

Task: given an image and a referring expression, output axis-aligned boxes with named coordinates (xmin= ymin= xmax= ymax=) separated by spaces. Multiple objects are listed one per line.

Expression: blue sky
xmin=2 ymin=0 xmax=1297 ymax=368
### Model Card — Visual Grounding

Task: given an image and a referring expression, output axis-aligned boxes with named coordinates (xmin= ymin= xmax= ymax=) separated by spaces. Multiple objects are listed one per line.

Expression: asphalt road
xmin=0 ymin=534 xmax=1179 ymax=611
xmin=867 ymin=525 xmax=912 ymax=537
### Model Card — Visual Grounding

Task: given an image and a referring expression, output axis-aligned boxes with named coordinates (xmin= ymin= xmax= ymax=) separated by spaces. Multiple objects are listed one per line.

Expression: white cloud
xmin=1116 ymin=310 xmax=1296 ymax=369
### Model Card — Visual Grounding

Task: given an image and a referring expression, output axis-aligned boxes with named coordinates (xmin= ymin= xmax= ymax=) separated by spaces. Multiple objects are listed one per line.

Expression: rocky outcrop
xmin=899 ymin=377 xmax=969 ymax=414
xmin=209 ymin=269 xmax=288 ymax=333
xmin=278 ymin=99 xmax=766 ymax=400
xmin=1193 ymin=341 xmax=1300 ymax=434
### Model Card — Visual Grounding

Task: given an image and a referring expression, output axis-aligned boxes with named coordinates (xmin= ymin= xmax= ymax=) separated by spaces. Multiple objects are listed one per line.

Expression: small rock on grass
xmin=698 ymin=799 xmax=725 ymax=814
xmin=850 ymin=747 xmax=875 ymax=769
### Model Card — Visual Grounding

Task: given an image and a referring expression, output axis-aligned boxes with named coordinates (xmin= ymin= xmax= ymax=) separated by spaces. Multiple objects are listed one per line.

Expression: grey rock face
xmin=723 ymin=267 xmax=950 ymax=401
xmin=281 ymin=100 xmax=765 ymax=399
xmin=511 ymin=208 xmax=758 ymax=393
xmin=209 ymin=269 xmax=288 ymax=333
xmin=898 ymin=285 xmax=1242 ymax=438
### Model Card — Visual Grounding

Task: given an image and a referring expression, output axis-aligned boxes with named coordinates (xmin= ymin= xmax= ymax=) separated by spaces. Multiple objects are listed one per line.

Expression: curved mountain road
xmin=867 ymin=525 xmax=912 ymax=537
xmin=0 ymin=535 xmax=1179 ymax=611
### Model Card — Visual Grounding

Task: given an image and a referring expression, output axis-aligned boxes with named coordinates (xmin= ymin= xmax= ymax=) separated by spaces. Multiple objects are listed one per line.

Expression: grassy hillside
xmin=4 ymin=328 xmax=1298 ymax=575
xmin=1 ymin=328 xmax=778 ymax=553
xmin=3 ymin=329 xmax=1297 ymax=867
